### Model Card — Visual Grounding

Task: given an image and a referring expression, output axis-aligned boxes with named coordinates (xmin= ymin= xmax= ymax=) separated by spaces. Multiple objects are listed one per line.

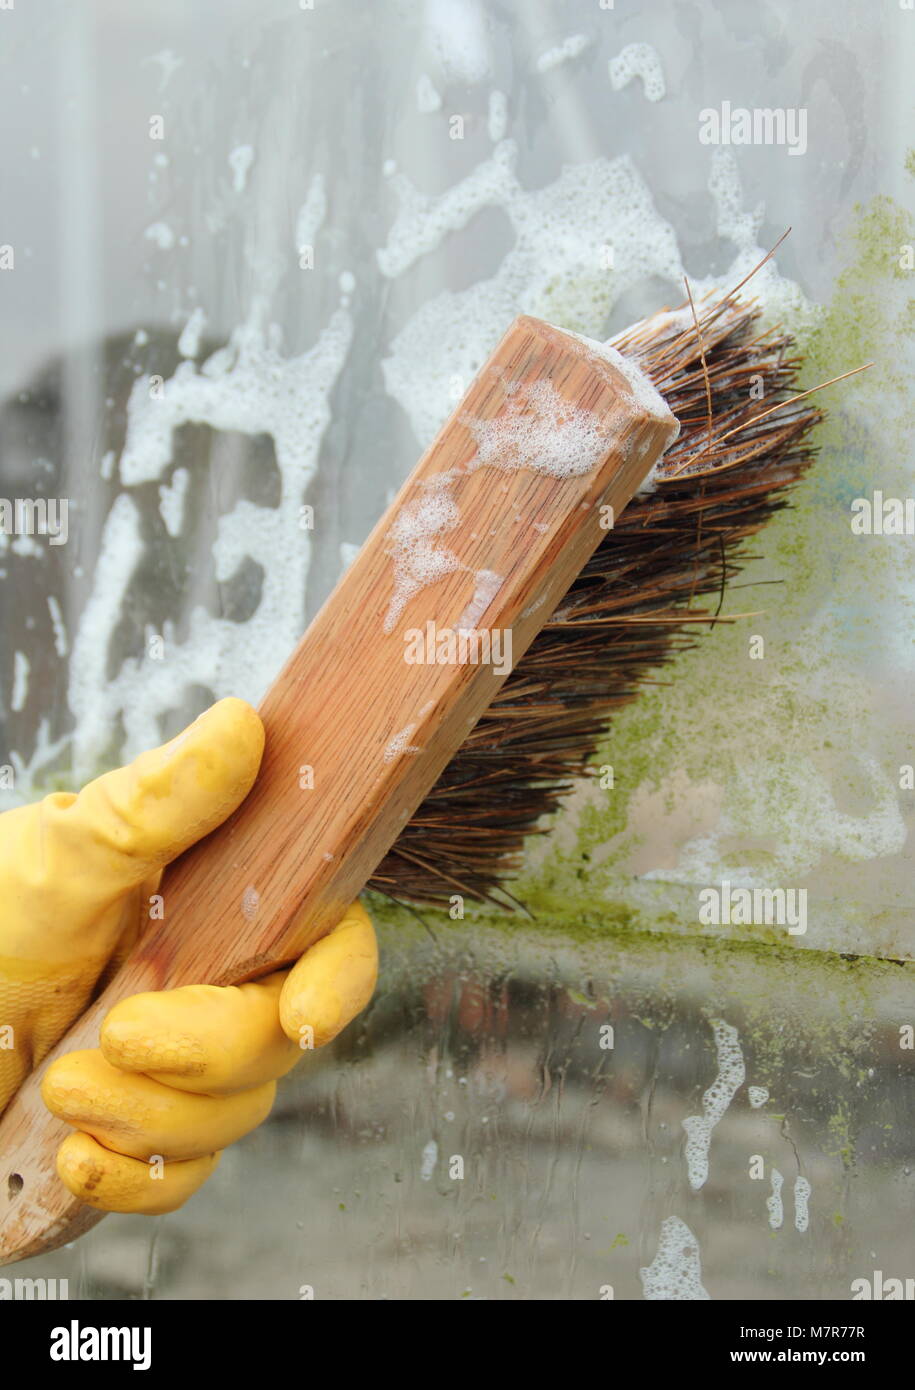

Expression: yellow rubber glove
xmin=0 ymin=698 xmax=378 ymax=1214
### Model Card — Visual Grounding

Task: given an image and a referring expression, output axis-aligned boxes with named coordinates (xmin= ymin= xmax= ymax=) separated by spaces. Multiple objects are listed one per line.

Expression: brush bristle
xmin=369 ymin=294 xmax=822 ymax=910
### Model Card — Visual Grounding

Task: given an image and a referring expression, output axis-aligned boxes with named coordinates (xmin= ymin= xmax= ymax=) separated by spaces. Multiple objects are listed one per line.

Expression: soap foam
xmin=457 ymin=568 xmax=502 ymax=630
xmin=383 ymin=370 xmax=593 ymax=633
xmin=767 ymin=1168 xmax=784 ymax=1229
xmin=462 ymin=378 xmax=610 ymax=480
xmin=11 ymin=652 xmax=29 ymax=713
xmin=640 ymin=1217 xmax=710 ymax=1300
xmin=377 ymin=141 xmax=518 ymax=281
xmin=644 ymin=747 xmax=906 ymax=888
xmin=420 ymin=1138 xmax=438 ymax=1180
xmin=609 ymin=43 xmax=666 ymax=103
xmin=295 ymin=173 xmax=327 ymax=258
xmin=144 ymin=222 xmax=175 ymax=250
xmin=47 ymin=595 xmax=68 ymax=658
xmin=379 ymin=149 xmax=684 ymax=449
xmin=178 ymin=307 xmax=207 ymax=358
xmin=423 ymin=0 xmax=491 ymax=85
xmin=487 ymin=90 xmax=508 ymax=142
xmin=158 ymin=467 xmax=190 ymax=537
xmin=570 ymin=330 xmax=679 ymax=431
xmin=536 ymin=34 xmax=592 ymax=74
xmin=5 ymin=720 xmax=70 ymax=804
xmin=521 ymin=587 xmax=551 ymax=619
xmin=45 ymin=96 xmax=816 ymax=799
xmin=228 ymin=144 xmax=255 ymax=194
xmin=383 ymin=477 xmax=463 ymax=634
xmin=681 ymin=1019 xmax=745 ymax=1190
xmin=69 ymin=302 xmax=352 ymax=776
xmin=384 ymin=722 xmax=421 ymax=762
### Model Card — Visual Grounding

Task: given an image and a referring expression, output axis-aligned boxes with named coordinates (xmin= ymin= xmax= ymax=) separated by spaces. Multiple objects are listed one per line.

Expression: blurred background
xmin=0 ymin=0 xmax=913 ymax=1298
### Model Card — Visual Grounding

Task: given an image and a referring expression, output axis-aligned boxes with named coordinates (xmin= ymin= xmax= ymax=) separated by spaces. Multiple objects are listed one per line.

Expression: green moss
xmin=826 ymin=1108 xmax=854 ymax=1169
xmin=485 ymin=178 xmax=915 ymax=956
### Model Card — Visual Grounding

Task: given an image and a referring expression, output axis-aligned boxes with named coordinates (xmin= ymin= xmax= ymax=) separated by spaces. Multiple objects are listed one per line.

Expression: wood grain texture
xmin=0 ymin=314 xmax=677 ymax=1264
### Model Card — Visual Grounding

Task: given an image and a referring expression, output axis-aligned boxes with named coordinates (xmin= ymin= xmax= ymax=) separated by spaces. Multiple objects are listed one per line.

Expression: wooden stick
xmin=0 ymin=315 xmax=677 ymax=1264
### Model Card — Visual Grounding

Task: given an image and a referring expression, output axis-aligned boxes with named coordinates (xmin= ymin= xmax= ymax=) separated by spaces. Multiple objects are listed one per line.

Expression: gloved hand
xmin=0 ymin=697 xmax=377 ymax=1214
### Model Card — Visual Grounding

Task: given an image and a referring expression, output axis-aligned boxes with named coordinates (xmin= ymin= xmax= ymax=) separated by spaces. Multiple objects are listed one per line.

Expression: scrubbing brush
xmin=0 ymin=266 xmax=864 ymax=1263
xmin=371 ymin=285 xmax=849 ymax=907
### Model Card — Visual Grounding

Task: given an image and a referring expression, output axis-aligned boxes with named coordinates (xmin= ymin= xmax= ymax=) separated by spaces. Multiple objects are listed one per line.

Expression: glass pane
xmin=1 ymin=0 xmax=912 ymax=1301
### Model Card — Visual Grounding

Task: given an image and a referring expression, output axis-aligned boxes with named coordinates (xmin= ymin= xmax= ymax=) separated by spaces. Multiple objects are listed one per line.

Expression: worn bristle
xmin=369 ymin=292 xmax=822 ymax=909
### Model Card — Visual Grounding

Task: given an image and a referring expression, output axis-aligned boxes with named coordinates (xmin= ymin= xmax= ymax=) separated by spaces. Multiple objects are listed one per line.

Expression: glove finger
xmin=279 ymin=900 xmax=378 ymax=1049
xmin=42 ymin=1049 xmax=275 ymax=1161
xmin=100 ymin=973 xmax=302 ymax=1096
xmin=29 ymin=698 xmax=264 ymax=929
xmin=56 ymin=1131 xmax=220 ymax=1214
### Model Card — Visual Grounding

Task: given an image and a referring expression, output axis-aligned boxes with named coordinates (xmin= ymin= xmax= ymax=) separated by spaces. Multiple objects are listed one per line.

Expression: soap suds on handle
xmin=382 ymin=476 xmax=464 ymax=634
xmin=384 ymin=369 xmax=621 ymax=635
xmin=571 ymin=331 xmax=678 ymax=431
xmin=384 ymin=723 xmax=421 ymax=763
xmin=462 ymin=378 xmax=611 ymax=480
xmin=570 ymin=331 xmax=679 ymax=494
xmin=457 ymin=569 xmax=502 ymax=630
xmin=521 ymin=587 xmax=551 ymax=619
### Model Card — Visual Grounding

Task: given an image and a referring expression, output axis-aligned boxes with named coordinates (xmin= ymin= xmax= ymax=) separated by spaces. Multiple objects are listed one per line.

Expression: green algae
xmin=369 ymin=891 xmax=914 ymax=1012
xmin=435 ymin=182 xmax=915 ymax=959
xmin=370 ymin=894 xmax=914 ymax=1207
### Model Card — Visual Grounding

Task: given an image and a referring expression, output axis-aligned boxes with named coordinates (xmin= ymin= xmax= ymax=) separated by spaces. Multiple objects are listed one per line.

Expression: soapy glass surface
xmin=0 ymin=0 xmax=912 ymax=1297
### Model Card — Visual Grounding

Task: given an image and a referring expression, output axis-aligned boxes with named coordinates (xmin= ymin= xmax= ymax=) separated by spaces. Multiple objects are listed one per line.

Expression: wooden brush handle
xmin=0 ymin=315 xmax=677 ymax=1264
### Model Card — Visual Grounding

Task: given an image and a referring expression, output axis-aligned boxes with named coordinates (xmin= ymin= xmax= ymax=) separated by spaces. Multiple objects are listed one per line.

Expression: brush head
xmin=371 ymin=293 xmax=822 ymax=909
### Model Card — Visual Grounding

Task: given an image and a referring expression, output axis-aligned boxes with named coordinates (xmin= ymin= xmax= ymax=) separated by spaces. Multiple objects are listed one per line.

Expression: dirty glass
xmin=1 ymin=0 xmax=913 ymax=1301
